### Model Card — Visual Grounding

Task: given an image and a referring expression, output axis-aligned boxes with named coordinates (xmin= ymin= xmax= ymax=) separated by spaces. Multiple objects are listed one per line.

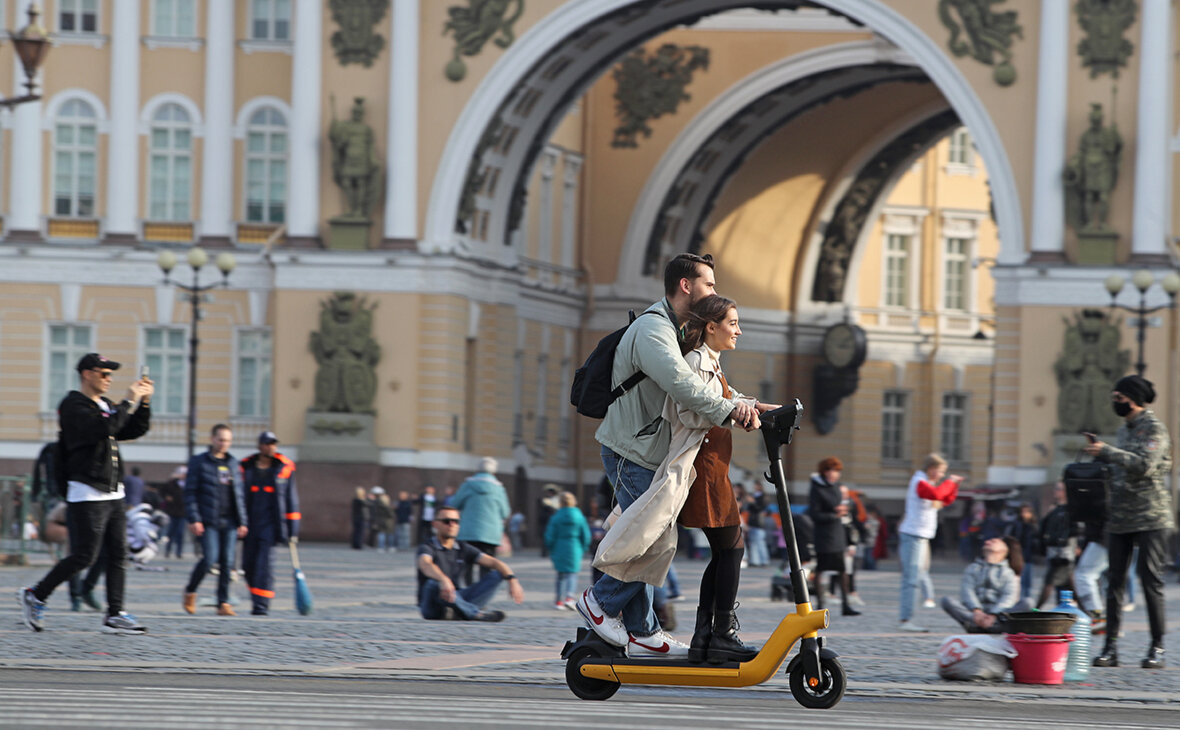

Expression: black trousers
xmin=35 ymin=499 xmax=127 ymax=616
xmin=1106 ymin=528 xmax=1171 ymax=646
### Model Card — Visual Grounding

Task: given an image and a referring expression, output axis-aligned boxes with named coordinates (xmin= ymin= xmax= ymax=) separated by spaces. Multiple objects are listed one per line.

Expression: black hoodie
xmin=58 ymin=390 xmax=151 ymax=493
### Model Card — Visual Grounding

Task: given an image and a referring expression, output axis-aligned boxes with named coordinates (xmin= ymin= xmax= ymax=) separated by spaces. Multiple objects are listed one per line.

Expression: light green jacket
xmin=595 ymin=299 xmax=736 ymax=471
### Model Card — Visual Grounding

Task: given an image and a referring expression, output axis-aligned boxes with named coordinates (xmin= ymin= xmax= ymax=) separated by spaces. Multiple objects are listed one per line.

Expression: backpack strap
xmin=610 ymin=309 xmax=663 ymax=400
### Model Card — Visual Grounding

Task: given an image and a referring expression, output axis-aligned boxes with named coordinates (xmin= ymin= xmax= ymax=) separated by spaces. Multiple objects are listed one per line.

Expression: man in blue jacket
xmin=240 ymin=431 xmax=300 ymax=616
xmin=183 ymin=424 xmax=248 ymax=616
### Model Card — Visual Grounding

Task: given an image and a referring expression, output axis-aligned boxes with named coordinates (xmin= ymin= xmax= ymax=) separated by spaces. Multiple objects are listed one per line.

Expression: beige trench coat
xmin=593 ymin=346 xmax=753 ymax=585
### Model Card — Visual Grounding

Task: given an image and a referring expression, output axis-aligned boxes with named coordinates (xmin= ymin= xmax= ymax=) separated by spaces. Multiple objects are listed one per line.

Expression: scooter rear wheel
xmin=788 ymin=655 xmax=846 ymax=709
xmin=565 ymin=646 xmax=621 ymax=701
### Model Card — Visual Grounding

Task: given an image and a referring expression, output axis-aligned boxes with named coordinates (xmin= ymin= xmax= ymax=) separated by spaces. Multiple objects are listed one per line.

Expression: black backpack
xmin=569 ymin=310 xmax=659 ymax=418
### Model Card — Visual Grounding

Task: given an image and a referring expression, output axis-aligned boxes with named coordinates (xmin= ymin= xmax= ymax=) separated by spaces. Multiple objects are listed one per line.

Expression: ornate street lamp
xmin=1104 ymin=269 xmax=1180 ymax=376
xmin=157 ymin=247 xmax=236 ymax=457
xmin=4 ymin=3 xmax=50 ymax=107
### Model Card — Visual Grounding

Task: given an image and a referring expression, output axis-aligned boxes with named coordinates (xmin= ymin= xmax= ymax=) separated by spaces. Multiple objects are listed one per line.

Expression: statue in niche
xmin=1065 ymin=103 xmax=1122 ymax=233
xmin=612 ymin=44 xmax=710 ymax=149
xmin=938 ymin=0 xmax=1023 ymax=86
xmin=1054 ymin=309 xmax=1129 ymax=435
xmin=1076 ymin=0 xmax=1136 ymax=78
xmin=443 ymin=0 xmax=525 ymax=83
xmin=329 ymin=97 xmax=382 ymax=220
xmin=310 ymin=292 xmax=381 ymax=414
xmin=329 ymin=0 xmax=389 ymax=67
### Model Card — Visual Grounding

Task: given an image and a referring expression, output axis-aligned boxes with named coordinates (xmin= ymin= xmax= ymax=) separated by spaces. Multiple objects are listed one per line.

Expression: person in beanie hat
xmin=1084 ymin=374 xmax=1173 ymax=669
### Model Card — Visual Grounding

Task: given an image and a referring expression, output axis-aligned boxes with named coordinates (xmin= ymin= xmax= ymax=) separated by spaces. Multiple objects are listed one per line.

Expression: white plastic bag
xmin=937 ymin=634 xmax=1017 ymax=681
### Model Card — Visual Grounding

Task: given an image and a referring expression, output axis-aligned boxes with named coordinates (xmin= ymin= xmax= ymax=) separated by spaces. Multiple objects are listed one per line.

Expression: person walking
xmin=368 ymin=487 xmax=393 ymax=552
xmin=19 ymin=354 xmax=153 ymax=634
xmin=452 ymin=458 xmax=511 ymax=584
xmin=1085 ymin=374 xmax=1173 ymax=669
xmin=159 ymin=466 xmax=188 ymax=558
xmin=1004 ymin=502 xmax=1040 ymax=602
xmin=1035 ymin=482 xmax=1076 ymax=609
xmin=350 ymin=487 xmax=369 ymax=550
xmin=545 ymin=491 xmax=591 ymax=610
xmin=123 ymin=466 xmax=145 ymax=507
xmin=182 ymin=424 xmax=248 ymax=616
xmin=239 ymin=431 xmax=300 ymax=616
xmin=897 ymin=453 xmax=961 ymax=632
xmin=808 ymin=458 xmax=861 ymax=617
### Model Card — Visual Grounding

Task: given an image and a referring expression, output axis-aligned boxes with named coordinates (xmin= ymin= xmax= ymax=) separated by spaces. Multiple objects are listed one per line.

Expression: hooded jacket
xmin=58 ymin=390 xmax=151 ymax=494
xmin=544 ymin=505 xmax=591 ymax=574
xmin=452 ymin=471 xmax=510 ymax=545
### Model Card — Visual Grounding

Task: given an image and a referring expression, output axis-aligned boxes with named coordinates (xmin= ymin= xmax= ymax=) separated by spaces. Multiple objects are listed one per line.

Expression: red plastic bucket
xmin=1007 ymin=633 xmax=1074 ymax=684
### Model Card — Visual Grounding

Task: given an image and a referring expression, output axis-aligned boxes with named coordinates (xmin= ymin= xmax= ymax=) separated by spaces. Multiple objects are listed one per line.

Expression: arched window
xmin=244 ymin=107 xmax=287 ymax=223
xmin=53 ymin=99 xmax=98 ymax=217
xmin=149 ymin=103 xmax=193 ymax=221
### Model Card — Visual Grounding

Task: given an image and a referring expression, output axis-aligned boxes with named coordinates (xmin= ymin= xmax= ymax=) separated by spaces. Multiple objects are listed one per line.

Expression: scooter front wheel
xmin=788 ymin=655 xmax=846 ymax=709
xmin=565 ymin=645 xmax=620 ymax=701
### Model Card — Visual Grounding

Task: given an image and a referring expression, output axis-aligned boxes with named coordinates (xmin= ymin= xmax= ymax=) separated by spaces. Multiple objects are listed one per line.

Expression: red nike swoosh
xmin=581 ymin=594 xmax=605 ymax=625
xmin=629 ymin=638 xmax=670 ymax=653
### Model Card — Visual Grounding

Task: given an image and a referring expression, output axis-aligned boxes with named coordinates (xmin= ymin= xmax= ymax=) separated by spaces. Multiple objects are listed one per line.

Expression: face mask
xmin=1113 ymin=400 xmax=1133 ymax=417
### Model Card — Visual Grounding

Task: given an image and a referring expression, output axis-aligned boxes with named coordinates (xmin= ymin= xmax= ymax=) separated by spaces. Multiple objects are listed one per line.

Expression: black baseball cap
xmin=258 ymin=431 xmax=279 ymax=444
xmin=76 ymin=353 xmax=121 ymax=373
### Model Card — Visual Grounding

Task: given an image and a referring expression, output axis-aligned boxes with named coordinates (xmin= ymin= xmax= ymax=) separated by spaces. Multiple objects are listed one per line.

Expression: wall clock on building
xmin=820 ymin=322 xmax=867 ymax=370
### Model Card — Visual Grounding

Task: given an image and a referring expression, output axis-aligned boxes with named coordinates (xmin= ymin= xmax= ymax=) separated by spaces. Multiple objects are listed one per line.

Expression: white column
xmin=7 ymin=64 xmax=41 ymax=236
xmin=1131 ymin=0 xmax=1171 ymax=259
xmin=559 ymin=154 xmax=582 ymax=289
xmin=106 ymin=0 xmax=140 ymax=240
xmin=288 ymin=0 xmax=322 ymax=243
xmin=384 ymin=0 xmax=419 ymax=242
xmin=1027 ymin=0 xmax=1068 ymax=258
xmin=200 ymin=0 xmax=234 ymax=243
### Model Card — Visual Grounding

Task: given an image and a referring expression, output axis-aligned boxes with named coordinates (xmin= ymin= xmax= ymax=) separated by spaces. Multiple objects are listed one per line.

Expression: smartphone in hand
xmin=140 ymin=365 xmax=150 ymax=380
xmin=1082 ymin=432 xmax=1097 ymax=443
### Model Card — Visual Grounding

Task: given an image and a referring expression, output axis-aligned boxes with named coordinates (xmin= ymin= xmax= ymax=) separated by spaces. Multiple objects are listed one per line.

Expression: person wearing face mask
xmin=1083 ymin=374 xmax=1173 ymax=670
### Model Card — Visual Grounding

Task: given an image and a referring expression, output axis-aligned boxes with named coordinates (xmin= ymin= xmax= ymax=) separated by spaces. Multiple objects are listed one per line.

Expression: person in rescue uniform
xmin=239 ymin=431 xmax=300 ymax=616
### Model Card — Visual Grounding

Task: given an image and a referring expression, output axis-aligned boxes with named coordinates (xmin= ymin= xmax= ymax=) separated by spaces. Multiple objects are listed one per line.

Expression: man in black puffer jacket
xmin=20 ymin=353 xmax=152 ymax=634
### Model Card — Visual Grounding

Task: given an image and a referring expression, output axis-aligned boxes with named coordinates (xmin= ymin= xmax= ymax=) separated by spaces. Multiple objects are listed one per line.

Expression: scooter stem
xmin=767 ymin=454 xmax=810 ymax=606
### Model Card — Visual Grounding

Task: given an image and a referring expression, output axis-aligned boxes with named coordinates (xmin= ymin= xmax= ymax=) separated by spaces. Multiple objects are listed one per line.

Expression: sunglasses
xmin=436 ymin=518 xmax=460 ymax=525
xmin=90 ymin=370 xmax=114 ymax=379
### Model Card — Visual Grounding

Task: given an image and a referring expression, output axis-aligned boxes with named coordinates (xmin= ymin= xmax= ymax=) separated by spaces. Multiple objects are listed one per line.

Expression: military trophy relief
xmin=1065 ymin=103 xmax=1122 ymax=264
xmin=329 ymin=0 xmax=389 ymax=68
xmin=1076 ymin=0 xmax=1136 ymax=79
xmin=443 ymin=0 xmax=525 ymax=82
xmin=327 ymin=96 xmax=383 ymax=250
xmin=938 ymin=0 xmax=1023 ymax=86
xmin=611 ymin=44 xmax=710 ymax=149
xmin=304 ymin=292 xmax=383 ymax=463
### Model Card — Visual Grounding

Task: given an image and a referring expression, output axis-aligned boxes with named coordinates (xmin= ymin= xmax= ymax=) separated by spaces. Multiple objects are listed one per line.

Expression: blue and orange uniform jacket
xmin=239 ymin=452 xmax=301 ymax=545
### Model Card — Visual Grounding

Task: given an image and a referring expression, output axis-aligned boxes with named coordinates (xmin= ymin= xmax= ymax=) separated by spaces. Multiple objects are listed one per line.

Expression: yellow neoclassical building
xmin=0 ymin=1 xmax=1176 ymax=537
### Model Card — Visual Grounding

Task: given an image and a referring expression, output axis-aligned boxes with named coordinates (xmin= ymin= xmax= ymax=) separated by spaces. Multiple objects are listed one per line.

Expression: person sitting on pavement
xmin=127 ymin=492 xmax=169 ymax=570
xmin=939 ymin=536 xmax=1031 ymax=633
xmin=417 ymin=506 xmax=524 ymax=622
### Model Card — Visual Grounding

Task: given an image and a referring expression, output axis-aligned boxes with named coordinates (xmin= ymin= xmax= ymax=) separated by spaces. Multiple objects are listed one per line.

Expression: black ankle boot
xmin=1093 ymin=642 xmax=1119 ymax=667
xmin=1141 ymin=644 xmax=1165 ymax=669
xmin=707 ymin=609 xmax=758 ymax=664
xmin=688 ymin=607 xmax=712 ymax=663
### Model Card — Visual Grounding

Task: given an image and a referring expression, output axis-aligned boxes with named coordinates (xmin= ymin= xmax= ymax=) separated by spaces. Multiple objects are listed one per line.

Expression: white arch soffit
xmin=233 ymin=95 xmax=292 ymax=139
xmin=138 ymin=92 xmax=205 ymax=136
xmin=41 ymin=88 xmax=110 ymax=131
xmin=614 ymin=39 xmax=914 ymax=295
xmin=427 ymin=0 xmax=1025 ymax=264
xmin=796 ymin=98 xmax=954 ymax=315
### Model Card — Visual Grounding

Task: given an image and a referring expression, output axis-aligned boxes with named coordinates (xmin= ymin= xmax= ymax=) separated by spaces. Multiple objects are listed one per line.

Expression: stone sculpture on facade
xmin=309 ymin=292 xmax=381 ymax=414
xmin=328 ymin=97 xmax=382 ymax=249
xmin=1065 ymin=103 xmax=1121 ymax=236
xmin=938 ymin=0 xmax=1023 ymax=86
xmin=443 ymin=0 xmax=525 ymax=82
xmin=1054 ymin=308 xmax=1129 ymax=435
xmin=611 ymin=43 xmax=710 ymax=149
xmin=329 ymin=0 xmax=389 ymax=67
xmin=1076 ymin=0 xmax=1136 ymax=78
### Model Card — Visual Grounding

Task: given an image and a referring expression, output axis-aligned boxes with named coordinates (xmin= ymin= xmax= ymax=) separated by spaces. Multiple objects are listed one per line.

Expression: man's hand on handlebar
xmin=755 ymin=401 xmax=781 ymax=414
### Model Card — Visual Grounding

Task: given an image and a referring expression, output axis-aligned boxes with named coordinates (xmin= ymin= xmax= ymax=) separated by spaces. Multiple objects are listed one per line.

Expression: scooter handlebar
xmin=760 ymin=398 xmax=804 ymax=456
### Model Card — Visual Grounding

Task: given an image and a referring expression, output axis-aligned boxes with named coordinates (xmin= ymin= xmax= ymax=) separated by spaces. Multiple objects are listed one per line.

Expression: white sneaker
xmin=899 ymin=621 xmax=929 ymax=633
xmin=922 ymin=599 xmax=937 ymax=609
xmin=848 ymin=594 xmax=866 ymax=607
xmin=1123 ymin=603 xmax=1135 ymax=613
xmin=628 ymin=629 xmax=690 ymax=657
xmin=575 ymin=589 xmax=628 ymax=647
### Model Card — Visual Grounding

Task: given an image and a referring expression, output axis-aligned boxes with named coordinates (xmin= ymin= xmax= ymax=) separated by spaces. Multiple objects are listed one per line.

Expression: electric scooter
xmin=561 ymin=400 xmax=846 ymax=708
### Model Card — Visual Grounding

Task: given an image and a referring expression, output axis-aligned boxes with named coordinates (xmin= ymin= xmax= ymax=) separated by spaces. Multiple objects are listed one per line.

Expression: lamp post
xmin=1103 ymin=269 xmax=1180 ymax=376
xmin=4 ymin=3 xmax=50 ymax=108
xmin=157 ymin=247 xmax=236 ymax=457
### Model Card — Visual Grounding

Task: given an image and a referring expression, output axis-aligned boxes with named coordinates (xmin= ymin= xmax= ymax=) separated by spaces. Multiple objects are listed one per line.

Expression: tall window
xmin=884 ymin=234 xmax=910 ymax=308
xmin=944 ymin=237 xmax=969 ymax=311
xmin=236 ymin=330 xmax=272 ymax=417
xmin=53 ymin=99 xmax=98 ymax=218
xmin=144 ymin=327 xmax=187 ymax=415
xmin=245 ymin=107 xmax=287 ymax=223
xmin=149 ymin=103 xmax=193 ymax=221
xmin=881 ymin=391 xmax=907 ymax=461
xmin=251 ymin=0 xmax=291 ymax=40
xmin=47 ymin=324 xmax=92 ymax=409
xmin=941 ymin=393 xmax=968 ymax=463
xmin=948 ymin=127 xmax=973 ymax=166
xmin=152 ymin=0 xmax=196 ymax=37
xmin=59 ymin=0 xmax=98 ymax=32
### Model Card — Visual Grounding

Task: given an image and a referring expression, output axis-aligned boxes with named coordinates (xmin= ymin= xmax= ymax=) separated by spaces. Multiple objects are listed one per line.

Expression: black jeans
xmin=1106 ymin=528 xmax=1171 ymax=646
xmin=35 ymin=499 xmax=127 ymax=616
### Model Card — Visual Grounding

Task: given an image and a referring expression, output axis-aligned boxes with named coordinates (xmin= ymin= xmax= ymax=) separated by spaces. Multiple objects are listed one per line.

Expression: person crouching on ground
xmin=417 ymin=506 xmax=524 ymax=621
xmin=940 ymin=536 xmax=1031 ymax=633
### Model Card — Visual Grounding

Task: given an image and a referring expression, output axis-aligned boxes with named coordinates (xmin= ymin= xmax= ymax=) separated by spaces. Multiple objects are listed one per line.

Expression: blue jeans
xmin=394 ymin=523 xmax=412 ymax=550
xmin=556 ymin=572 xmax=578 ymax=603
xmin=747 ymin=527 xmax=768 ymax=566
xmin=420 ymin=571 xmax=503 ymax=619
xmin=185 ymin=526 xmax=238 ymax=605
xmin=898 ymin=532 xmax=932 ymax=622
xmin=593 ymin=446 xmax=658 ymax=636
xmin=166 ymin=516 xmax=187 ymax=558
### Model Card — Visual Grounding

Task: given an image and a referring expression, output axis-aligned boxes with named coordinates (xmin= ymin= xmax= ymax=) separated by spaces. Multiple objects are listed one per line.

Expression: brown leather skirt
xmin=678 ymin=426 xmax=741 ymax=528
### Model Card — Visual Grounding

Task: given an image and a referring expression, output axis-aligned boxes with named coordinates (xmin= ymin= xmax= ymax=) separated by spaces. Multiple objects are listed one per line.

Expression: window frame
xmin=880 ymin=390 xmax=909 ymax=463
xmin=58 ymin=0 xmax=99 ymax=33
xmin=151 ymin=0 xmax=197 ymax=38
xmin=942 ymin=236 xmax=970 ymax=312
xmin=945 ymin=127 xmax=976 ymax=176
xmin=233 ymin=327 xmax=273 ymax=418
xmin=250 ymin=0 xmax=291 ymax=41
xmin=940 ymin=392 xmax=969 ymax=464
xmin=147 ymin=102 xmax=194 ymax=222
xmin=44 ymin=323 xmax=94 ymax=411
xmin=242 ymin=106 xmax=288 ymax=224
xmin=52 ymin=98 xmax=100 ymax=219
xmin=141 ymin=325 xmax=190 ymax=416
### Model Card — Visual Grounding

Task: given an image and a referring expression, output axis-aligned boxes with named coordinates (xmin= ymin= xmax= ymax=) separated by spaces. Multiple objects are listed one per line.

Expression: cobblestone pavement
xmin=1 ymin=543 xmax=1177 ymax=704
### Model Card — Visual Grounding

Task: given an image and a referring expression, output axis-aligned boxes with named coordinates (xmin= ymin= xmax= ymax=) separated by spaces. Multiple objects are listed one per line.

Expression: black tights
xmin=698 ymin=525 xmax=745 ymax=614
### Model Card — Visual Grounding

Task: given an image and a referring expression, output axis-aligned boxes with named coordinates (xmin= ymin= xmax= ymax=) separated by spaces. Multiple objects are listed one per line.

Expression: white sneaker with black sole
xmin=19 ymin=587 xmax=45 ymax=632
xmin=627 ymin=629 xmax=690 ymax=657
xmin=102 ymin=612 xmax=147 ymax=635
xmin=574 ymin=588 xmax=628 ymax=647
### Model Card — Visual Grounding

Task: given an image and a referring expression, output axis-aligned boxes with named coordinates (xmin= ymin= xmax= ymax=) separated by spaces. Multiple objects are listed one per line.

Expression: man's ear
xmin=678 ymin=277 xmax=692 ymax=296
